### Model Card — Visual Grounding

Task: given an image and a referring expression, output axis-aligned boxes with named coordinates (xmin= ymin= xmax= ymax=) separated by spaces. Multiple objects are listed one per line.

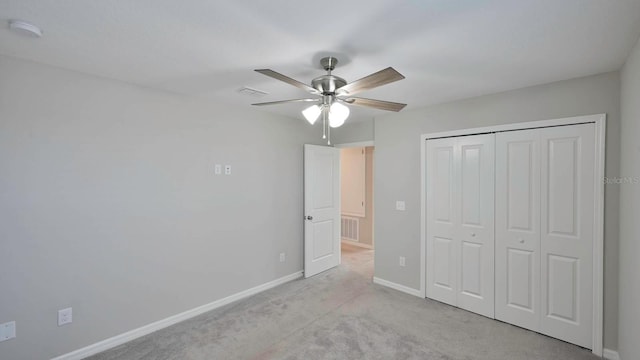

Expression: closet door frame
xmin=420 ymin=114 xmax=606 ymax=356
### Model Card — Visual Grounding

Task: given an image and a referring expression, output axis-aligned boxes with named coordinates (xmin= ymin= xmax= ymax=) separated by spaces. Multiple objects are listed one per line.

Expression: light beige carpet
xmin=88 ymin=243 xmax=597 ymax=359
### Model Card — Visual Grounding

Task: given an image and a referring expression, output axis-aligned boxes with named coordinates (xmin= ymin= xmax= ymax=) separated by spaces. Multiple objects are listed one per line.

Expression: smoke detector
xmin=8 ymin=20 xmax=43 ymax=38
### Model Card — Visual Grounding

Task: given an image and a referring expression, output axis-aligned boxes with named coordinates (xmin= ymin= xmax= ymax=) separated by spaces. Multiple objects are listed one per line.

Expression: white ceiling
xmin=2 ymin=0 xmax=640 ymax=122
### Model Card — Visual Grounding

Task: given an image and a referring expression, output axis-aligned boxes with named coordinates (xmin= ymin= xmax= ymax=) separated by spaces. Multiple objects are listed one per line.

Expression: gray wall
xmin=618 ymin=36 xmax=640 ymax=359
xmin=0 ymin=52 xmax=628 ymax=359
xmin=373 ymin=72 xmax=621 ymax=350
xmin=331 ymin=119 xmax=375 ymax=145
xmin=0 ymin=56 xmax=320 ymax=360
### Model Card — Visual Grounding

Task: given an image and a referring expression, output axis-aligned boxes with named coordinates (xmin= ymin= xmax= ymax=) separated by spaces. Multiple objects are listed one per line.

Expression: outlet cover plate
xmin=58 ymin=308 xmax=73 ymax=326
xmin=0 ymin=321 xmax=16 ymax=342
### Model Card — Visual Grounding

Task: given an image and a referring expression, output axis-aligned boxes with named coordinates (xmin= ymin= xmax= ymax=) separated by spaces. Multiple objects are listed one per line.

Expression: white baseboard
xmin=341 ymin=239 xmax=374 ymax=249
xmin=373 ymin=277 xmax=423 ymax=298
xmin=603 ymin=348 xmax=620 ymax=360
xmin=51 ymin=271 xmax=303 ymax=360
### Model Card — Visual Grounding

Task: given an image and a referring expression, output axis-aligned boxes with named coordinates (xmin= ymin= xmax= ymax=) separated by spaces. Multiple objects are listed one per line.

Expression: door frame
xmin=420 ymin=114 xmax=606 ymax=356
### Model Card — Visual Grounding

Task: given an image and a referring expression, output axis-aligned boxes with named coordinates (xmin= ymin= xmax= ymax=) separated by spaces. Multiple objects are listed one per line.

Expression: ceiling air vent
xmin=237 ymin=86 xmax=268 ymax=97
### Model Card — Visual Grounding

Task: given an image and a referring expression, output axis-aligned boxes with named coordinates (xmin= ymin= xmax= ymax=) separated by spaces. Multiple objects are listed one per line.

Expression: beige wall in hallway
xmin=340 ymin=147 xmax=374 ymax=247
xmin=358 ymin=147 xmax=374 ymax=247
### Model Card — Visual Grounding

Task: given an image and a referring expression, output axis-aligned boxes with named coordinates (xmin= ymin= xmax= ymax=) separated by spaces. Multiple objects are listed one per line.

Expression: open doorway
xmin=337 ymin=143 xmax=374 ymax=277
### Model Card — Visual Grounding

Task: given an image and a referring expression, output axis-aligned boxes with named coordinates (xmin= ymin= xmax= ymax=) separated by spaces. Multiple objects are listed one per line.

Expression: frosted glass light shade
xmin=302 ymin=105 xmax=321 ymax=125
xmin=328 ymin=102 xmax=349 ymax=128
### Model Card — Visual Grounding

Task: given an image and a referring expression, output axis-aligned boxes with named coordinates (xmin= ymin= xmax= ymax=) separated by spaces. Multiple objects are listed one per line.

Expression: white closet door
xmin=426 ymin=137 xmax=458 ymax=306
xmin=426 ymin=134 xmax=495 ymax=317
xmin=539 ymin=124 xmax=594 ymax=348
xmin=495 ymin=129 xmax=541 ymax=331
xmin=495 ymin=124 xmax=595 ymax=349
xmin=456 ymin=134 xmax=495 ymax=317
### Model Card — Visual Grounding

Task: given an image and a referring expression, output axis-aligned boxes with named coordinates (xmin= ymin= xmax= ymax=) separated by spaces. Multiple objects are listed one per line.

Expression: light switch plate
xmin=214 ymin=164 xmax=222 ymax=175
xmin=0 ymin=321 xmax=16 ymax=342
xmin=396 ymin=201 xmax=406 ymax=211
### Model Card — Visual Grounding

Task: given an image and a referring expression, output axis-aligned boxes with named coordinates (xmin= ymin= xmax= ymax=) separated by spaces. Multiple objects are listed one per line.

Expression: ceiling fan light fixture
xmin=328 ymin=102 xmax=349 ymax=128
xmin=302 ymin=104 xmax=321 ymax=125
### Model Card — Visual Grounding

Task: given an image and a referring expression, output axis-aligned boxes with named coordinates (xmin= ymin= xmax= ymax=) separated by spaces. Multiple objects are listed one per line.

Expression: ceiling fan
xmin=252 ymin=57 xmax=406 ymax=144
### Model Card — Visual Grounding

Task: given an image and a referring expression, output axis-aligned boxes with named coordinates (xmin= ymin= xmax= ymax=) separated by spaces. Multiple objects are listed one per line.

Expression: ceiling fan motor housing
xmin=311 ymin=56 xmax=347 ymax=95
xmin=311 ymin=75 xmax=347 ymax=95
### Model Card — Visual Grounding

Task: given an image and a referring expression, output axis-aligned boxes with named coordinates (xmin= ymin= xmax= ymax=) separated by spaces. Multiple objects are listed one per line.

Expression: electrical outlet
xmin=214 ymin=164 xmax=222 ymax=175
xmin=58 ymin=308 xmax=73 ymax=326
xmin=0 ymin=321 xmax=16 ymax=342
xmin=279 ymin=253 xmax=286 ymax=262
xmin=396 ymin=201 xmax=406 ymax=211
xmin=399 ymin=256 xmax=406 ymax=267
xmin=224 ymin=165 xmax=231 ymax=175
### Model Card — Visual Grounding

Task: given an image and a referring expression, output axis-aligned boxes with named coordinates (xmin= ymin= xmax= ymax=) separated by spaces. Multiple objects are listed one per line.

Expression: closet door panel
xmin=540 ymin=124 xmax=594 ymax=349
xmin=426 ymin=138 xmax=459 ymax=306
xmin=456 ymin=134 xmax=495 ymax=317
xmin=495 ymin=129 xmax=541 ymax=331
xmin=427 ymin=122 xmax=597 ymax=350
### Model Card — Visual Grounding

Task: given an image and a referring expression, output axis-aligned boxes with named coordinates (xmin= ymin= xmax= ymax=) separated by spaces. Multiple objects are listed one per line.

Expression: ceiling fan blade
xmin=341 ymin=97 xmax=407 ymax=112
xmin=252 ymin=98 xmax=320 ymax=106
xmin=255 ymin=69 xmax=320 ymax=95
xmin=336 ymin=67 xmax=405 ymax=96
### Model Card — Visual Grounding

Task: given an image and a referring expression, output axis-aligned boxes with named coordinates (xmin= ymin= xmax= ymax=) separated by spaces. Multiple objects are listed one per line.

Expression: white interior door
xmin=539 ymin=124 xmax=594 ymax=348
xmin=426 ymin=137 xmax=458 ymax=306
xmin=456 ymin=134 xmax=495 ymax=317
xmin=495 ymin=128 xmax=541 ymax=331
xmin=304 ymin=144 xmax=341 ymax=278
xmin=426 ymin=134 xmax=495 ymax=317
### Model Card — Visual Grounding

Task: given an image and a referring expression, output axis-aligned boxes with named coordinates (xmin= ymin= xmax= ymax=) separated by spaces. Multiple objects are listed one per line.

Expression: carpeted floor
xmin=88 ymin=243 xmax=598 ymax=360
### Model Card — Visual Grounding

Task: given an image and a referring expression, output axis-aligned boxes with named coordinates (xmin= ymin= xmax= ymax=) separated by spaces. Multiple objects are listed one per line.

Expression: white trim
xmin=603 ymin=349 xmax=620 ymax=360
xmin=592 ymin=115 xmax=607 ymax=357
xmin=422 ymin=114 xmax=603 ymax=140
xmin=371 ymin=149 xmax=375 ymax=249
xmin=51 ymin=271 xmax=303 ymax=360
xmin=373 ymin=277 xmax=423 ymax=298
xmin=341 ymin=239 xmax=374 ymax=249
xmin=419 ymin=133 xmax=427 ymax=298
xmin=334 ymin=140 xmax=374 ymax=148
xmin=420 ymin=114 xmax=606 ymax=356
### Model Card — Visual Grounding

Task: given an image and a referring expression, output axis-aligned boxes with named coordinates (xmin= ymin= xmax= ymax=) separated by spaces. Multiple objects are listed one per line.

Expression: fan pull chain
xmin=322 ymin=106 xmax=327 ymax=140
xmin=322 ymin=104 xmax=331 ymax=145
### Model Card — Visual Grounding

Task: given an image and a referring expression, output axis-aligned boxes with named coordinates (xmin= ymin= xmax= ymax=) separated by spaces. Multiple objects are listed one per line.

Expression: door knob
xmin=306 ymin=216 xmax=313 ymax=220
